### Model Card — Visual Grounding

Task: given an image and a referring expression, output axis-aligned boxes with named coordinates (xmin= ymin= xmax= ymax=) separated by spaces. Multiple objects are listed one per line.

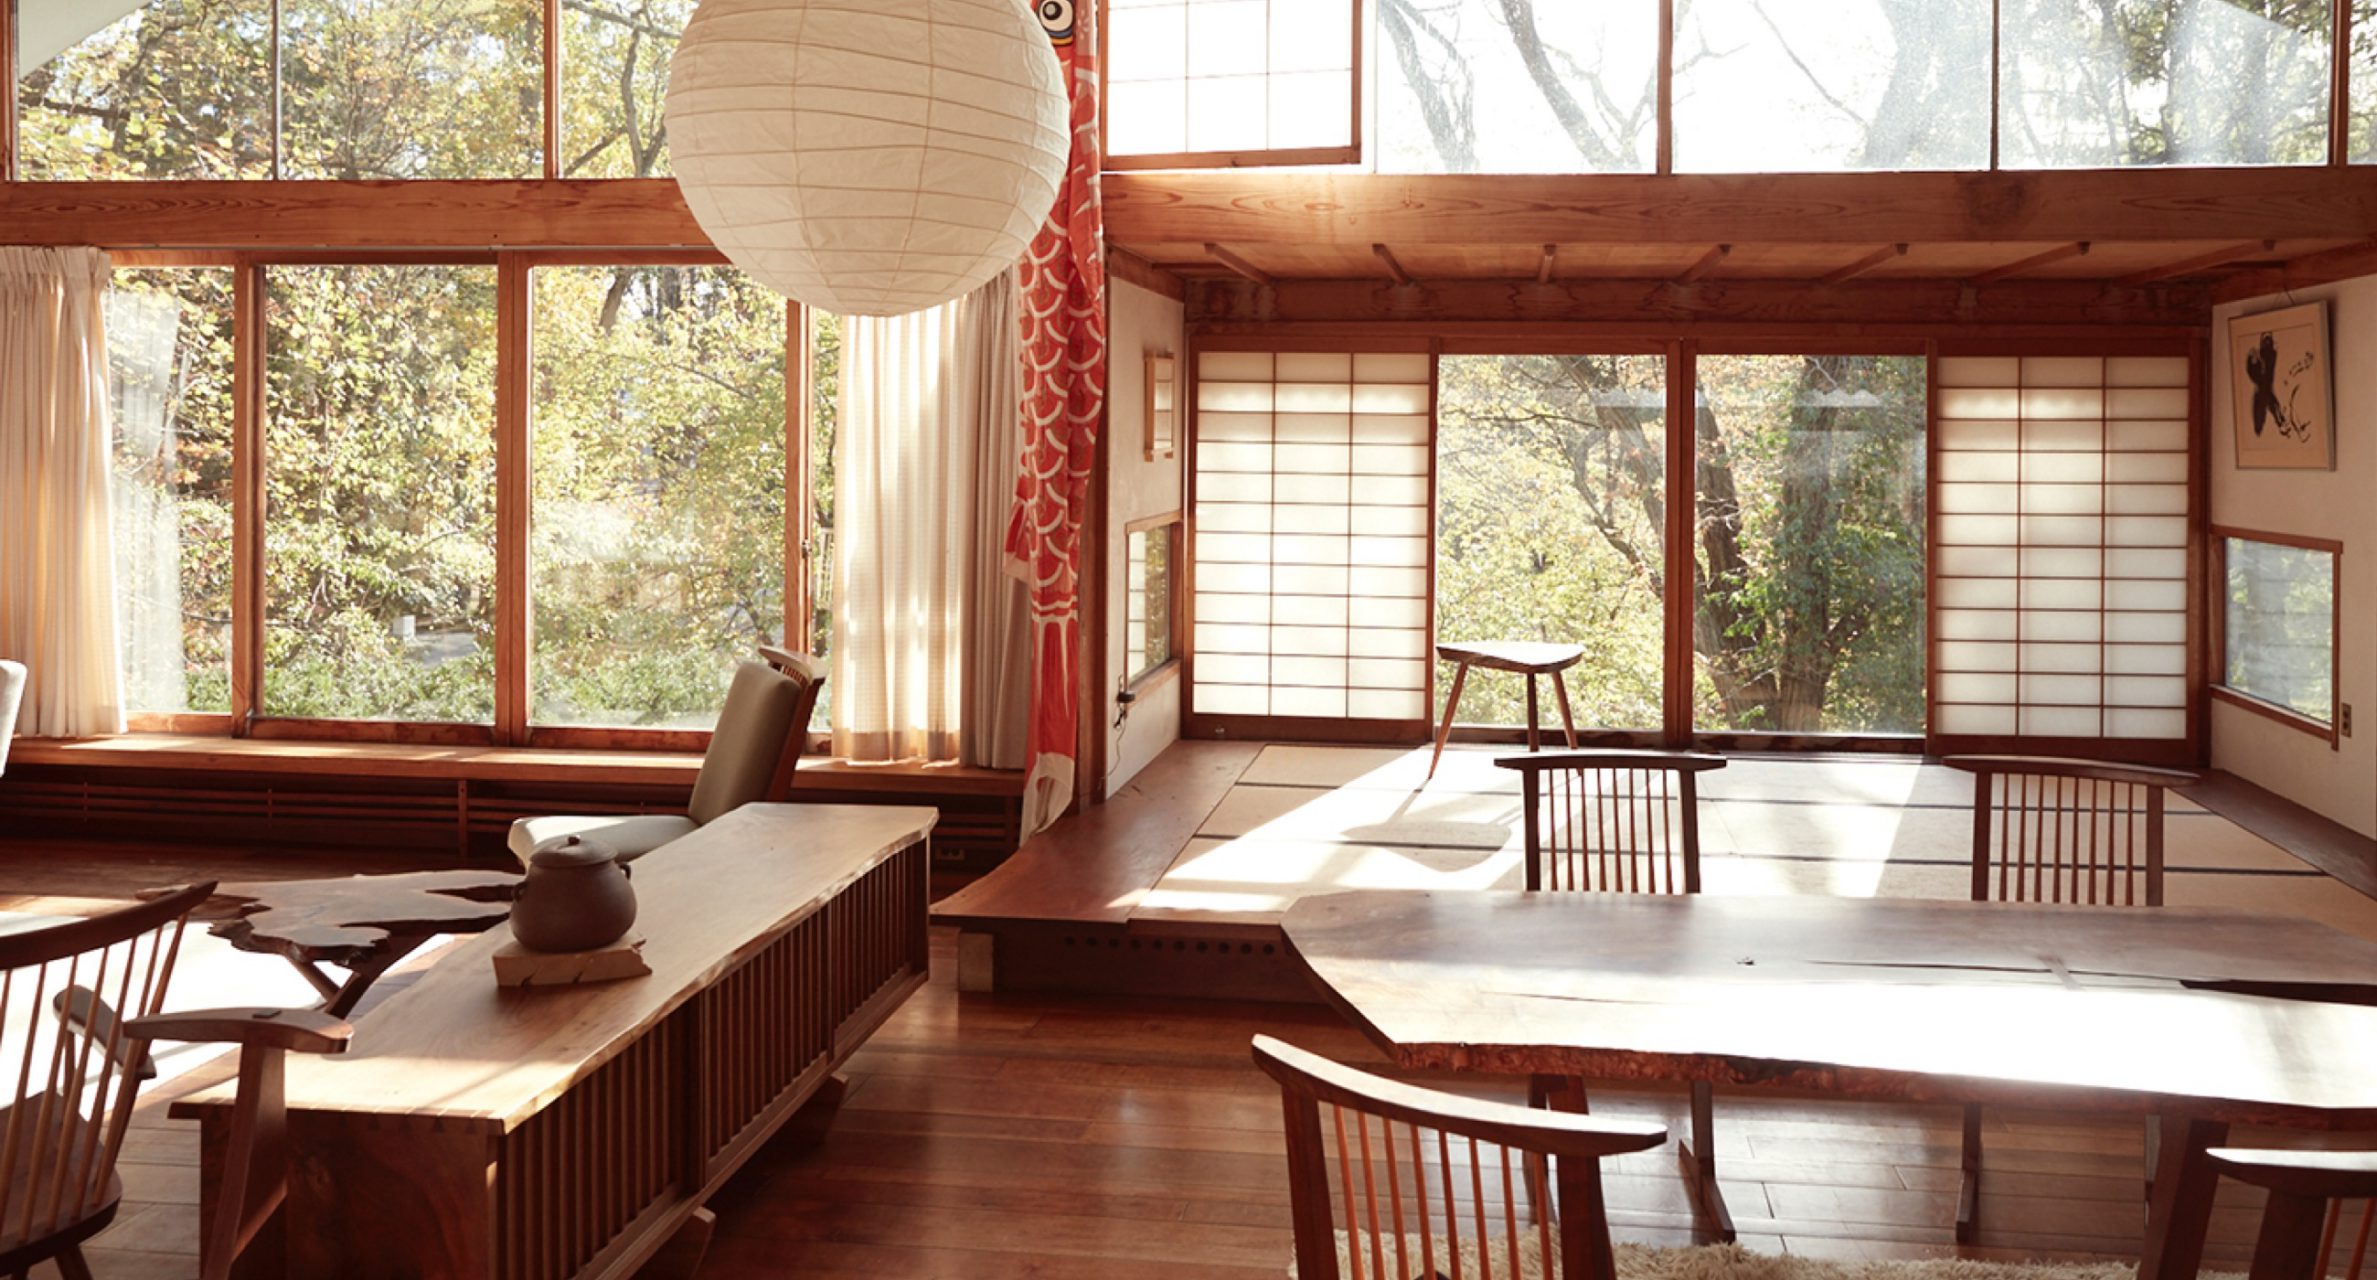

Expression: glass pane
xmin=108 ymin=268 xmax=236 ymax=715
xmin=1107 ymin=0 xmax=1354 ymax=158
xmin=561 ymin=0 xmax=694 ymax=177
xmin=16 ymin=0 xmax=272 ymax=179
xmin=1127 ymin=526 xmax=1175 ymax=684
xmin=530 ymin=266 xmax=787 ymax=729
xmin=2001 ymin=0 xmax=2333 ymax=167
xmin=809 ymin=311 xmax=840 ymax=727
xmin=2224 ymin=537 xmax=2334 ymax=720
xmin=264 ymin=265 xmax=498 ymax=722
xmin=279 ymin=0 xmax=542 ymax=179
xmin=1673 ymin=0 xmax=1990 ymax=171
xmin=2354 ymin=0 xmax=2376 ymax=160
xmin=1434 ymin=355 xmax=1665 ymax=730
xmin=1377 ymin=0 xmax=1657 ymax=172
xmin=1694 ymin=355 xmax=1927 ymax=734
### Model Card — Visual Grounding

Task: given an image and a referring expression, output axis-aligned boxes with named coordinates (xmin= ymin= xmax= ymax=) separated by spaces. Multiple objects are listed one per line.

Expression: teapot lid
xmin=529 ymin=834 xmax=620 ymax=870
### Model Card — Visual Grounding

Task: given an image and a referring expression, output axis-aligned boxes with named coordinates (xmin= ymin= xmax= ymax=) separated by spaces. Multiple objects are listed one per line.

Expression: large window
xmin=108 ymin=267 xmax=237 ymax=717
xmin=16 ymin=0 xmax=273 ymax=179
xmin=1105 ymin=0 xmax=1359 ymax=167
xmin=1434 ymin=354 xmax=1665 ymax=729
xmin=2214 ymin=528 xmax=2340 ymax=740
xmin=278 ymin=0 xmax=542 ymax=179
xmin=1376 ymin=0 xmax=1655 ymax=173
xmin=1694 ymin=355 xmax=1928 ymax=735
xmin=263 ymin=264 xmax=499 ymax=724
xmin=530 ymin=265 xmax=787 ymax=730
xmin=560 ymin=0 xmax=691 ymax=178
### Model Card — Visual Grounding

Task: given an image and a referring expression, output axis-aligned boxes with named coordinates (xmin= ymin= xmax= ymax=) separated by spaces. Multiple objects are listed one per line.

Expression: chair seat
xmin=506 ymin=813 xmax=699 ymax=866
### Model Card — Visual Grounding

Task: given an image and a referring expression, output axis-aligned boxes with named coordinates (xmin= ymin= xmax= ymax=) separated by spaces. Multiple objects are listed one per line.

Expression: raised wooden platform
xmin=1 ymin=735 xmax=1024 ymax=868
xmin=935 ymin=741 xmax=2377 ymax=1000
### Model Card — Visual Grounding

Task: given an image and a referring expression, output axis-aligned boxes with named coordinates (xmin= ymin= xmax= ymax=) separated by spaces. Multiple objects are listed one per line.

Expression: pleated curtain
xmin=0 ymin=247 xmax=125 ymax=738
xmin=833 ymin=272 xmax=1030 ymax=764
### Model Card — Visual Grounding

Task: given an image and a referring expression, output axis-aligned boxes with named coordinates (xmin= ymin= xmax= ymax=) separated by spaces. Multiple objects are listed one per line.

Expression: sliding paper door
xmin=1931 ymin=352 xmax=2196 ymax=762
xmin=1188 ymin=350 xmax=1434 ymax=735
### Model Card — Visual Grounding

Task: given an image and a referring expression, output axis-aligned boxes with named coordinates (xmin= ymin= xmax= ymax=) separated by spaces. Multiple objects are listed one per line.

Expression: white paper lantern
xmin=665 ymin=0 xmax=1070 ymax=318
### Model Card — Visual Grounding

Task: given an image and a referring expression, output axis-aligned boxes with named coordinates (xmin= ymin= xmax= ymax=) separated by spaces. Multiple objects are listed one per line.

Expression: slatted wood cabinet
xmin=171 ymin=803 xmax=936 ymax=1280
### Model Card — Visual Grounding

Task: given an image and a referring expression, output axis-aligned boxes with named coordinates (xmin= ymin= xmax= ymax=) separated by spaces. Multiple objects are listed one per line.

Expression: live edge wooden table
xmin=173 ymin=802 xmax=937 ymax=1280
xmin=1282 ymin=889 xmax=2377 ymax=1270
xmin=1430 ymin=641 xmax=1585 ymax=777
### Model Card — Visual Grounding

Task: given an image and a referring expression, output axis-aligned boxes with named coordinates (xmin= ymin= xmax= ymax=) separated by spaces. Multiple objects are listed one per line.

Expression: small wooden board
xmin=491 ymin=932 xmax=650 ymax=988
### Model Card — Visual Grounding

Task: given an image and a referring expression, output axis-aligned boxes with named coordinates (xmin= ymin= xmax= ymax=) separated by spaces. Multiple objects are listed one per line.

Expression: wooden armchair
xmin=2207 ymin=1148 xmax=2377 ymax=1280
xmin=0 ymin=883 xmax=350 ymax=1280
xmin=1253 ymin=1035 xmax=1664 ymax=1280
xmin=507 ymin=646 xmax=825 ymax=865
xmin=1495 ymin=749 xmax=1732 ymax=1241
xmin=1943 ymin=753 xmax=2200 ymax=1243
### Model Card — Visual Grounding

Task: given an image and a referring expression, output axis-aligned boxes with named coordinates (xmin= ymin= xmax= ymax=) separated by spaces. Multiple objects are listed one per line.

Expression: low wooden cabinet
xmin=174 ymin=803 xmax=936 ymax=1280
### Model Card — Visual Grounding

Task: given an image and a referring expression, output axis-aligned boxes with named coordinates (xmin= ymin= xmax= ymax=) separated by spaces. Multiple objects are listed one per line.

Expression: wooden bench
xmin=172 ymin=803 xmax=935 ymax=1280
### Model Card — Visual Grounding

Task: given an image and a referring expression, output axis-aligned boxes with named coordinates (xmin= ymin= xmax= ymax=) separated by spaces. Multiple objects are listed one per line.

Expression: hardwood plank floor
xmin=5 ymin=838 xmax=2358 ymax=1277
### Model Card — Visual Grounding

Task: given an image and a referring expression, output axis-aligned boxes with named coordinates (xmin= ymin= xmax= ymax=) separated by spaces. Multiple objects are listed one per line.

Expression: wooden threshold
xmin=2189 ymin=770 xmax=2377 ymax=901
xmin=5 ymin=734 xmax=1024 ymax=797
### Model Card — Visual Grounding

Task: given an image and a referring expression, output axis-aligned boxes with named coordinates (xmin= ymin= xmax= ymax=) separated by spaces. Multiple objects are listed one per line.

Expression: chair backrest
xmin=0 ymin=659 xmax=25 ymax=777
xmin=1254 ymin=1035 xmax=1664 ymax=1280
xmin=2209 ymin=1147 xmax=2377 ymax=1280
xmin=0 ymin=882 xmax=211 ymax=1271
xmin=1943 ymin=755 xmax=2198 ymax=907
xmin=687 ymin=650 xmax=825 ymax=826
xmin=1495 ymin=750 xmax=1727 ymax=894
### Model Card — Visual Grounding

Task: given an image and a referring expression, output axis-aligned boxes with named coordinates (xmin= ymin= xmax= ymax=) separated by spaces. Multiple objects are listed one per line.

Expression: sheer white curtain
xmin=0 ymin=247 xmax=125 ymax=737
xmin=833 ymin=273 xmax=1028 ymax=763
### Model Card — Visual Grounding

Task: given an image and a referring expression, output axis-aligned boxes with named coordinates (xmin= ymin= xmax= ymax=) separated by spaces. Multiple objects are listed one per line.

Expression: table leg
xmin=321 ymin=945 xmax=414 ymax=1019
xmin=1428 ymin=662 xmax=1470 ymax=779
xmin=2138 ymin=1114 xmax=2228 ymax=1280
xmin=1678 ymin=1080 xmax=1735 ymax=1244
xmin=1550 ymin=669 xmax=1580 ymax=748
xmin=1526 ymin=674 xmax=1542 ymax=752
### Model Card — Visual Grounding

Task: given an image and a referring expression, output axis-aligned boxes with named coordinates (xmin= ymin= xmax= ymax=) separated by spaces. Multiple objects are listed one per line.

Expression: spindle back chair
xmin=1254 ymin=1035 xmax=1665 ymax=1280
xmin=1496 ymin=751 xmax=1728 ymax=895
xmin=1942 ymin=754 xmax=2198 ymax=1244
xmin=0 ymin=884 xmax=351 ymax=1280
xmin=2208 ymin=1149 xmax=2377 ymax=1280
xmin=1945 ymin=755 xmax=2198 ymax=908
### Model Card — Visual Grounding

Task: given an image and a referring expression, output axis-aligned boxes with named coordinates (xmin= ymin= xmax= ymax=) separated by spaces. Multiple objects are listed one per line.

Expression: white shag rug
xmin=1305 ymin=1238 xmax=2235 ymax=1280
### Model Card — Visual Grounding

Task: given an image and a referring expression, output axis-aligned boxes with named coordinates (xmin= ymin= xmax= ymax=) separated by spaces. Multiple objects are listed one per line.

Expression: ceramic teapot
xmin=512 ymin=834 xmax=637 ymax=953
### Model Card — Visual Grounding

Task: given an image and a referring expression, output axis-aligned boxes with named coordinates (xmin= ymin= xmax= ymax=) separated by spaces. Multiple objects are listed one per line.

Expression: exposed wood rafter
xmin=1819 ymin=244 xmax=1909 ymax=285
xmin=1107 ymin=245 xmax=1187 ymax=301
xmin=2117 ymin=240 xmax=2279 ymax=287
xmin=1536 ymin=244 xmax=1558 ymax=285
xmin=2215 ymin=238 xmax=2377 ymax=304
xmin=1969 ymin=242 xmax=2090 ymax=287
xmin=1675 ymin=245 xmax=1731 ymax=283
xmin=1203 ymin=243 xmax=1276 ymax=289
xmin=1372 ymin=243 xmax=1415 ymax=287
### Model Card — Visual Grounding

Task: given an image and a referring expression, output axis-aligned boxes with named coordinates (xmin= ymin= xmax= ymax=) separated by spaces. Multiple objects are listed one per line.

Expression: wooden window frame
xmin=2208 ymin=524 xmax=2343 ymax=748
xmin=1122 ymin=510 xmax=1184 ymax=696
xmin=101 ymin=248 xmax=826 ymax=753
xmin=1097 ymin=0 xmax=1364 ymax=172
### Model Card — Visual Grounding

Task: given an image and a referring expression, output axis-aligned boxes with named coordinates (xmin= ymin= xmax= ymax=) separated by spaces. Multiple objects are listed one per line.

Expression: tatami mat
xmin=1134 ymin=744 xmax=2376 ymax=941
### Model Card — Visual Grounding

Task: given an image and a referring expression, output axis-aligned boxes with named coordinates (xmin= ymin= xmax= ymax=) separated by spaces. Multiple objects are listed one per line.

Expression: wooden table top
xmin=1283 ymin=890 xmax=2377 ymax=1128
xmin=177 ymin=803 xmax=936 ymax=1133
xmin=160 ymin=870 xmax=522 ymax=966
xmin=1434 ymin=641 xmax=1586 ymax=673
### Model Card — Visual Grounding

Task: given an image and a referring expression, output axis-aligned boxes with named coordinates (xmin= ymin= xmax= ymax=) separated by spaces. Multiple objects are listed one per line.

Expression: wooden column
xmin=232 ymin=260 xmax=267 ymax=733
xmin=494 ymin=254 xmax=533 ymax=746
xmin=1663 ymin=341 xmax=1696 ymax=746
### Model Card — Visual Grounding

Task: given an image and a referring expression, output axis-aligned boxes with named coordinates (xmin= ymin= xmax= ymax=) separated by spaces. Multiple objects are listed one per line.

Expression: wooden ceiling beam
xmin=1675 ymin=244 xmax=1731 ymax=282
xmin=2116 ymin=239 xmax=2279 ymax=287
xmin=1107 ymin=246 xmax=1186 ymax=301
xmin=1185 ymin=275 xmax=2208 ymax=330
xmin=0 ymin=179 xmax=709 ymax=249
xmin=2215 ymin=238 xmax=2377 ymax=303
xmin=1203 ymin=243 xmax=1276 ymax=288
xmin=1536 ymin=244 xmax=1557 ymax=285
xmin=1819 ymin=243 xmax=1909 ymax=285
xmin=1106 ymin=170 xmax=2377 ymax=246
xmin=1968 ymin=242 xmax=2090 ymax=286
xmin=1371 ymin=243 xmax=1415 ymax=286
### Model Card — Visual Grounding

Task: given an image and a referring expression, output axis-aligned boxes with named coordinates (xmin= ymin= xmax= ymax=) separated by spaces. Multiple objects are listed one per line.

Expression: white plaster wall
xmin=1103 ymin=279 xmax=1186 ymax=797
xmin=2210 ymin=275 xmax=2377 ymax=836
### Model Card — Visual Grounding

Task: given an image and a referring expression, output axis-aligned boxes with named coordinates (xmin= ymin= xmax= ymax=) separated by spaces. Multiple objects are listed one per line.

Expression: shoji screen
xmin=1932 ymin=354 xmax=2194 ymax=753
xmin=1190 ymin=351 xmax=1434 ymax=728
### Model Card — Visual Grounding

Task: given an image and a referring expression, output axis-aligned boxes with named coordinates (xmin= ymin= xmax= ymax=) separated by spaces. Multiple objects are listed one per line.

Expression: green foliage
xmin=279 ymin=0 xmax=543 ymax=179
xmin=561 ymin=0 xmax=693 ymax=177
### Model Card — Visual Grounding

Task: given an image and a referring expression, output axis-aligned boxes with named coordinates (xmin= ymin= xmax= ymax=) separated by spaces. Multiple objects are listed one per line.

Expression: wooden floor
xmin=0 ymin=839 xmax=2360 ymax=1276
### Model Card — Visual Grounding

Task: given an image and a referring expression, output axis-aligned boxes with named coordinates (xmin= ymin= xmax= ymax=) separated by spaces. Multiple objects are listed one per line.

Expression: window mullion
xmin=495 ymin=254 xmax=533 ymax=746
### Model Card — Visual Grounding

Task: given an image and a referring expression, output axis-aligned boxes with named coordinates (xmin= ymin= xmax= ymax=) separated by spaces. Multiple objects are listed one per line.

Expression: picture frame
xmin=2228 ymin=301 xmax=2334 ymax=471
xmin=1144 ymin=353 xmax=1177 ymax=461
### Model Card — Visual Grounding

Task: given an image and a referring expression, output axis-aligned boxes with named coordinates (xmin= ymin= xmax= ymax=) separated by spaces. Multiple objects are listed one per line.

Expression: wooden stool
xmin=1430 ymin=640 xmax=1585 ymax=778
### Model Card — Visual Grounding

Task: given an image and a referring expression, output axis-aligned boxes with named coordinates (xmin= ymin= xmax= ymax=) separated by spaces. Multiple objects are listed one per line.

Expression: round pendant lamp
xmin=665 ymin=0 xmax=1070 ymax=318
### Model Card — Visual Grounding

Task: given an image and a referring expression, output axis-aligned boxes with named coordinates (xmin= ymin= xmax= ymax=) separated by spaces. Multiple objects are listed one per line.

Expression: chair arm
xmin=2208 ymin=1147 xmax=2377 ymax=1201
xmin=125 ymin=1006 xmax=353 ymax=1055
